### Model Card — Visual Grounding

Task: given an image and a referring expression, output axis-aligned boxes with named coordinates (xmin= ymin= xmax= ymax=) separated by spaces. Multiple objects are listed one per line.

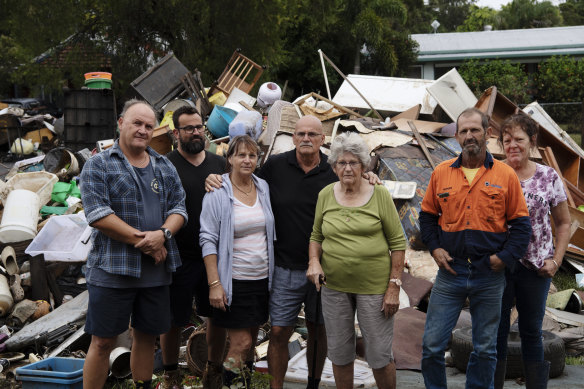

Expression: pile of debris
xmin=0 ymin=48 xmax=582 ymax=387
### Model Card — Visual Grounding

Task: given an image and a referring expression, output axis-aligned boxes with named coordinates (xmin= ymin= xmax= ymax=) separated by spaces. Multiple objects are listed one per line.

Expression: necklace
xmin=232 ymin=180 xmax=253 ymax=196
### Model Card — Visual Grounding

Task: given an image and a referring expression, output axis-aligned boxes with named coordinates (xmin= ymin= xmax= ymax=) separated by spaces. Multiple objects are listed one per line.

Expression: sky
xmin=475 ymin=0 xmax=563 ymax=10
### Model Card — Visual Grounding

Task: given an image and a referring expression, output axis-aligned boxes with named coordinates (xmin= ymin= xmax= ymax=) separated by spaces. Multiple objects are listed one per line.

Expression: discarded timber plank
xmin=295 ymin=92 xmax=366 ymax=119
xmin=408 ymin=121 xmax=436 ymax=169
xmin=542 ymin=147 xmax=576 ymax=208
xmin=319 ymin=50 xmax=383 ymax=119
xmin=392 ymin=104 xmax=421 ymax=121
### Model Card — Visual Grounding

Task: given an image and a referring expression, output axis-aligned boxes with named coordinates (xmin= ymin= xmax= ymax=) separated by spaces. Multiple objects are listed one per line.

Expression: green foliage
xmin=553 ymin=270 xmax=584 ymax=292
xmin=346 ymin=0 xmax=416 ymax=76
xmin=458 ymin=58 xmax=529 ymax=104
xmin=566 ymin=356 xmax=584 ymax=365
xmin=403 ymin=0 xmax=435 ymax=33
xmin=222 ymin=358 xmax=271 ymax=389
xmin=560 ymin=0 xmax=584 ymax=26
xmin=533 ymin=56 xmax=584 ymax=126
xmin=499 ymin=0 xmax=562 ymax=29
xmin=428 ymin=0 xmax=475 ymax=32
xmin=457 ymin=5 xmax=499 ymax=32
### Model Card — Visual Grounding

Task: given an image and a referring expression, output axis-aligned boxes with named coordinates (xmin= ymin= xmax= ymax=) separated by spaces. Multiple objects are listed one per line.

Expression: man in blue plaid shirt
xmin=80 ymin=99 xmax=187 ymax=389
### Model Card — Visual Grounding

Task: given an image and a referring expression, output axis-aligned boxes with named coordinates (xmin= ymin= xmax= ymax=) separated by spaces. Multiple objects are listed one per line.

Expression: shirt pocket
xmin=479 ymin=187 xmax=505 ymax=222
xmin=438 ymin=190 xmax=463 ymax=225
xmin=107 ymin=172 xmax=134 ymax=199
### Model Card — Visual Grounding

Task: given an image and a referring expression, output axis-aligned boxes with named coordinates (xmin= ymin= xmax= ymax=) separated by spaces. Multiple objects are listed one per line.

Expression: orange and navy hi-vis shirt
xmin=420 ymin=152 xmax=531 ymax=273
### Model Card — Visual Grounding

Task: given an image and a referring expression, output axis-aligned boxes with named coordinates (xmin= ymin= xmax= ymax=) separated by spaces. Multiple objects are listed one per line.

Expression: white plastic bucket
xmin=0 ymin=189 xmax=40 ymax=243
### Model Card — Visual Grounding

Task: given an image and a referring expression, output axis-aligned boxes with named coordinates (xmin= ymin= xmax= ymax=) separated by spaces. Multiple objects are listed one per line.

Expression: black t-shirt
xmin=167 ymin=150 xmax=226 ymax=261
xmin=258 ymin=149 xmax=337 ymax=270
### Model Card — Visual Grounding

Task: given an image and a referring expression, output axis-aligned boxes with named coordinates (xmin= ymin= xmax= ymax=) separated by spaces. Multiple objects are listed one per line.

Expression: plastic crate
xmin=15 ymin=357 xmax=84 ymax=379
xmin=63 ymin=89 xmax=117 ymax=151
xmin=16 ymin=375 xmax=83 ymax=389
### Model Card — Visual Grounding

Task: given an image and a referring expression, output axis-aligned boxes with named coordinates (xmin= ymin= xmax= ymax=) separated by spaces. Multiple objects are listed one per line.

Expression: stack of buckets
xmin=84 ymin=72 xmax=112 ymax=89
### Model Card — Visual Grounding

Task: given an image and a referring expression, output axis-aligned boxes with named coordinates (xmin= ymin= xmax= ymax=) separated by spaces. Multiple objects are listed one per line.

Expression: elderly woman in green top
xmin=307 ymin=132 xmax=406 ymax=389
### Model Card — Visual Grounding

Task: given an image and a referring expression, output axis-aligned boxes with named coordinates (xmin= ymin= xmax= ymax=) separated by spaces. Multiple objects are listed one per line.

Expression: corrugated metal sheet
xmin=413 ymin=26 xmax=584 ymax=62
xmin=332 ymin=74 xmax=438 ymax=115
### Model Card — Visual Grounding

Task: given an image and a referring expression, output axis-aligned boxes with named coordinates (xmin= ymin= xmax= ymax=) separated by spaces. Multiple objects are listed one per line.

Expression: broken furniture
xmin=208 ymin=50 xmax=264 ymax=98
xmin=131 ymin=54 xmax=190 ymax=112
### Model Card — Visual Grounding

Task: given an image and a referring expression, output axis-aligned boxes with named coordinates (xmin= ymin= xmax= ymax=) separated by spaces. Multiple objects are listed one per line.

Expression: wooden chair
xmin=209 ymin=50 xmax=264 ymax=97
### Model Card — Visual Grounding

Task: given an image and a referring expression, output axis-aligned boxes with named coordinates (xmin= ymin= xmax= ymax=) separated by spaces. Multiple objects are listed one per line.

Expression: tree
xmin=344 ymin=0 xmax=417 ymax=76
xmin=498 ymin=0 xmax=562 ymax=29
xmin=403 ymin=0 xmax=435 ymax=33
xmin=560 ymin=0 xmax=584 ymax=26
xmin=457 ymin=5 xmax=499 ymax=32
xmin=428 ymin=0 xmax=476 ymax=32
xmin=458 ymin=59 xmax=529 ymax=104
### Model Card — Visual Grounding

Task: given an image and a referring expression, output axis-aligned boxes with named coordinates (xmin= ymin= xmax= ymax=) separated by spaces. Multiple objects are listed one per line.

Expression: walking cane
xmin=311 ymin=275 xmax=325 ymax=389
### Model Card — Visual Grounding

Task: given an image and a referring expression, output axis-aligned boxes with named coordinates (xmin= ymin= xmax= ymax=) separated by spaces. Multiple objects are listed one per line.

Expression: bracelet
xmin=551 ymin=259 xmax=559 ymax=269
xmin=209 ymin=282 xmax=222 ymax=289
xmin=208 ymin=280 xmax=220 ymax=288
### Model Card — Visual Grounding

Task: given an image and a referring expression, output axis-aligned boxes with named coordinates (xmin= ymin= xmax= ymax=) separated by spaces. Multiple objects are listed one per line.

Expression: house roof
xmin=412 ymin=25 xmax=584 ymax=62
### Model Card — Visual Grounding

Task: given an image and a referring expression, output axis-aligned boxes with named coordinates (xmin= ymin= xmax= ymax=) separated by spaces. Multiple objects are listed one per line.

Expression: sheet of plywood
xmin=358 ymin=131 xmax=413 ymax=152
xmin=427 ymin=68 xmax=478 ymax=122
xmin=332 ymin=74 xmax=437 ymax=115
xmin=393 ymin=118 xmax=446 ymax=134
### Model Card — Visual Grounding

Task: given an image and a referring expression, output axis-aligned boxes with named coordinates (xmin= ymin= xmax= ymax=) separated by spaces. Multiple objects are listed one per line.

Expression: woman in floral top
xmin=495 ymin=114 xmax=571 ymax=389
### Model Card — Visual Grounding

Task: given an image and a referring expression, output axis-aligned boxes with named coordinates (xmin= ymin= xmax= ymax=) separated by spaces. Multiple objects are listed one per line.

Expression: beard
xmin=180 ymin=135 xmax=205 ymax=155
xmin=463 ymin=139 xmax=482 ymax=156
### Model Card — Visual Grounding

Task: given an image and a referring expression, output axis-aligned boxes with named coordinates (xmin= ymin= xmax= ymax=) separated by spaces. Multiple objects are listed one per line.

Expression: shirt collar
xmin=111 ymin=139 xmax=161 ymax=159
xmin=287 ymin=149 xmax=330 ymax=173
xmin=450 ymin=151 xmax=494 ymax=169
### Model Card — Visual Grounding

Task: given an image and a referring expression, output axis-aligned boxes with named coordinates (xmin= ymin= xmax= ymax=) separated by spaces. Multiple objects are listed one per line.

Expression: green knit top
xmin=310 ymin=183 xmax=407 ymax=294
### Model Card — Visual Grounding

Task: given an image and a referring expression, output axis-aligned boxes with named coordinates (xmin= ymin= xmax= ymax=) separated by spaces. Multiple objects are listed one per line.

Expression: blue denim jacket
xmin=199 ymin=173 xmax=275 ymax=305
xmin=80 ymin=140 xmax=188 ymax=278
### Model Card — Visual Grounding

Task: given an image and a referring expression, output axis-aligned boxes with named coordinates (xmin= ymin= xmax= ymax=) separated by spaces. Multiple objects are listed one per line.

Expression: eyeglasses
xmin=294 ymin=132 xmax=322 ymax=138
xmin=178 ymin=125 xmax=205 ymax=134
xmin=336 ymin=161 xmax=360 ymax=169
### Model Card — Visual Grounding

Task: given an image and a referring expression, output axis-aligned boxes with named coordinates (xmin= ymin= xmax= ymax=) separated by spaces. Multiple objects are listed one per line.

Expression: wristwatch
xmin=389 ymin=278 xmax=402 ymax=286
xmin=160 ymin=227 xmax=172 ymax=241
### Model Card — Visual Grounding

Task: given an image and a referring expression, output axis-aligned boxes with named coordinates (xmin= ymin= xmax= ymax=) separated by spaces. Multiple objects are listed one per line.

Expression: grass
xmin=553 ymin=271 xmax=584 ymax=292
xmin=566 ymin=356 xmax=584 ymax=365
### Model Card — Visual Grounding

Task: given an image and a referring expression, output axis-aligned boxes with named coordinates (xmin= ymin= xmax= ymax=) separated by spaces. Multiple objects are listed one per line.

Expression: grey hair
xmin=120 ymin=98 xmax=157 ymax=118
xmin=329 ymin=132 xmax=371 ymax=168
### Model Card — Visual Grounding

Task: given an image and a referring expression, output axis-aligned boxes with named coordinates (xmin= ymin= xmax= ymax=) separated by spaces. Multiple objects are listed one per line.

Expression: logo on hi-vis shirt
xmin=151 ymin=178 xmax=160 ymax=194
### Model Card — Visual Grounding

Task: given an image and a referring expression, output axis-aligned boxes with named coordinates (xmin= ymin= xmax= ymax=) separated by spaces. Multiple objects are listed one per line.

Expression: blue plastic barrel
xmin=207 ymin=105 xmax=237 ymax=138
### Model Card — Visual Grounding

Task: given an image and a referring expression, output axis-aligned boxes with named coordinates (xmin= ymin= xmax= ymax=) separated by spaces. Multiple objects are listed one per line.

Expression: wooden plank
xmin=392 ymin=104 xmax=421 ymax=121
xmin=565 ymin=180 xmax=584 ymax=206
xmin=542 ymin=147 xmax=576 ymax=207
xmin=393 ymin=118 xmax=446 ymax=134
xmin=408 ymin=121 xmax=436 ymax=169
xmin=545 ymin=307 xmax=584 ymax=327
xmin=295 ymin=92 xmax=366 ymax=119
xmin=320 ymin=50 xmax=383 ymax=119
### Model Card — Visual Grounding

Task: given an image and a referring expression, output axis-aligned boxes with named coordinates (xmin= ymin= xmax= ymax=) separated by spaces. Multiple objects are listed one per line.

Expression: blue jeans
xmin=422 ymin=260 xmax=505 ymax=389
xmin=496 ymin=264 xmax=551 ymax=362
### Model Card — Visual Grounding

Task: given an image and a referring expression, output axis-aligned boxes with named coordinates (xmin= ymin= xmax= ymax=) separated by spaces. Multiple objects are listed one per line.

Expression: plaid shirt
xmin=80 ymin=141 xmax=188 ymax=278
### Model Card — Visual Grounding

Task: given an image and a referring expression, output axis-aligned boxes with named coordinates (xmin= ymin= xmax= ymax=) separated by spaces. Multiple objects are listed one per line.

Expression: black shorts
xmin=169 ymin=259 xmax=212 ymax=327
xmin=212 ymin=278 xmax=269 ymax=329
xmin=85 ymin=284 xmax=171 ymax=337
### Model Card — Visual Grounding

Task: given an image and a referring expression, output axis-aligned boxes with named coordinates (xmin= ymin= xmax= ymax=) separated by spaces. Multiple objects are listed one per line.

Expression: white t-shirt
xmin=232 ymin=196 xmax=269 ymax=279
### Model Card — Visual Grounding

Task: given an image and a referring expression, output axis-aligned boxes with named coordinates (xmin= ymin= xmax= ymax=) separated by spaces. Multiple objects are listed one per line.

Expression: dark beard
xmin=180 ymin=137 xmax=205 ymax=155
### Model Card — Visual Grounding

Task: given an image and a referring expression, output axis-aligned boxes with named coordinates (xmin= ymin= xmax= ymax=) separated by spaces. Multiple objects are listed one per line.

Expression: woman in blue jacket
xmin=200 ymin=135 xmax=275 ymax=386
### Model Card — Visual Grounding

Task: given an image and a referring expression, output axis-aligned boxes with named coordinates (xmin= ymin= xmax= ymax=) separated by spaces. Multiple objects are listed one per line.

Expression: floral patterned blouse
xmin=519 ymin=163 xmax=567 ymax=270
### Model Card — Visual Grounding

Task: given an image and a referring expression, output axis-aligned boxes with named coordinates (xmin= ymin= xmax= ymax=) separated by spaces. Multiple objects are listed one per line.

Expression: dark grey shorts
xmin=85 ymin=283 xmax=171 ymax=337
